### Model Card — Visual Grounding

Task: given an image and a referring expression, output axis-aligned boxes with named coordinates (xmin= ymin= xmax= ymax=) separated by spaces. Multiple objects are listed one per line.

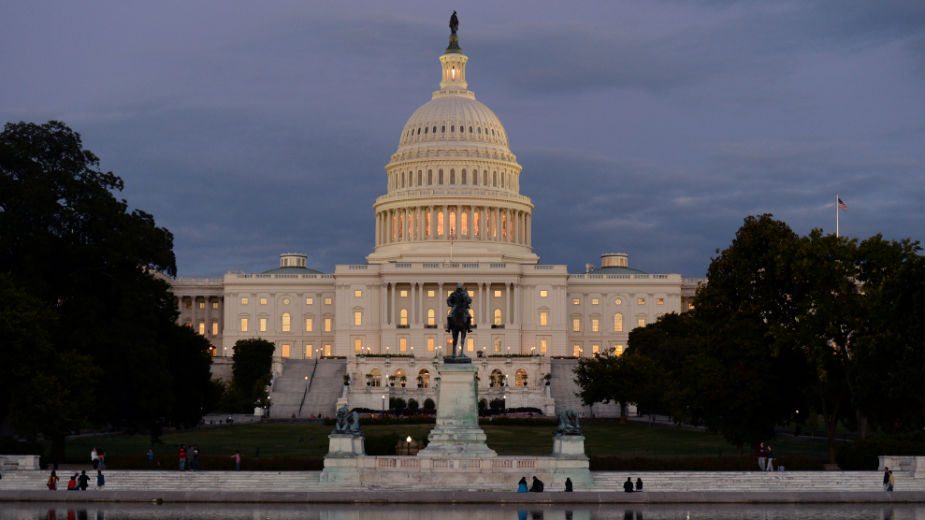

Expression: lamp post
xmin=381 ymin=394 xmax=386 ymax=411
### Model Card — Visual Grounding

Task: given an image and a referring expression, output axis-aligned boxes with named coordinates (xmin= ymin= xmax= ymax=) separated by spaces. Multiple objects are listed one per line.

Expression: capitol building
xmin=171 ymin=24 xmax=700 ymax=418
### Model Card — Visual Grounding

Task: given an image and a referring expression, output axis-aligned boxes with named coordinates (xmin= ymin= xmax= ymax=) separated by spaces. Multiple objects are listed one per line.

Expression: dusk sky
xmin=2 ymin=1 xmax=922 ymax=277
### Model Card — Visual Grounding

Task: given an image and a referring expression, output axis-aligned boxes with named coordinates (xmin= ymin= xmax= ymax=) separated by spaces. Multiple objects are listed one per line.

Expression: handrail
xmin=297 ymin=356 xmax=321 ymax=417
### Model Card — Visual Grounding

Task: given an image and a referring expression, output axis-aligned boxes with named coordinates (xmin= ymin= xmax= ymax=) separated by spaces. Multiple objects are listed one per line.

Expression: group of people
xmin=177 ymin=445 xmax=202 ymax=471
xmin=623 ymin=477 xmax=644 ymax=492
xmin=47 ymin=470 xmax=104 ymax=491
xmin=883 ymin=466 xmax=896 ymax=492
xmin=90 ymin=448 xmax=106 ymax=470
xmin=516 ymin=476 xmax=577 ymax=492
xmin=757 ymin=442 xmax=778 ymax=471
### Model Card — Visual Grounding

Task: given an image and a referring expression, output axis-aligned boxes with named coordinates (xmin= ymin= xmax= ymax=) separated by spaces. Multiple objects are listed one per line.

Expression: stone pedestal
xmin=321 ymin=434 xmax=366 ymax=485
xmin=327 ymin=434 xmax=366 ymax=458
xmin=417 ymin=361 xmax=497 ymax=458
xmin=552 ymin=434 xmax=587 ymax=458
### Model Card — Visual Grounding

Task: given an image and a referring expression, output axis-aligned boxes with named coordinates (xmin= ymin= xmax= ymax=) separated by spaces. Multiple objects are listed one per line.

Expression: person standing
xmin=96 ymin=470 xmax=105 ymax=490
xmin=90 ymin=448 xmax=99 ymax=470
xmin=517 ymin=477 xmax=528 ymax=493
xmin=97 ymin=450 xmax=106 ymax=470
xmin=178 ymin=445 xmax=188 ymax=471
xmin=883 ymin=467 xmax=891 ymax=491
xmin=231 ymin=450 xmax=241 ymax=471
xmin=765 ymin=445 xmax=775 ymax=472
xmin=887 ymin=469 xmax=895 ymax=492
xmin=757 ymin=442 xmax=767 ymax=471
xmin=564 ymin=477 xmax=573 ymax=492
xmin=623 ymin=477 xmax=634 ymax=493
xmin=46 ymin=470 xmax=59 ymax=490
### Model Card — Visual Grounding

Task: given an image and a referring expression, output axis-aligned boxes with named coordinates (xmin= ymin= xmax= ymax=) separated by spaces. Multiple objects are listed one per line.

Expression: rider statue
xmin=446 ymin=283 xmax=472 ymax=334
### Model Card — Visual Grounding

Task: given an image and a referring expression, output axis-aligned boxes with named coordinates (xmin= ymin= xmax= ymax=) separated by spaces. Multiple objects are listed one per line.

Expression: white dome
xmin=399 ymin=96 xmax=509 ymax=148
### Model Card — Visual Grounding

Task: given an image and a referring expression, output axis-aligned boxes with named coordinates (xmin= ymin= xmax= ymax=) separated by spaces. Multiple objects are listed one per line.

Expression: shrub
xmin=478 ymin=398 xmax=488 ymax=411
xmin=389 ymin=397 xmax=407 ymax=411
xmin=408 ymin=399 xmax=420 ymax=413
xmin=423 ymin=398 xmax=436 ymax=411
xmin=489 ymin=398 xmax=506 ymax=411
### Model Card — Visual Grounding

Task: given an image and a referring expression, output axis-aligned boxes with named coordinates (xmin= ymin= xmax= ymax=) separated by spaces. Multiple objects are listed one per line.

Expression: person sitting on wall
xmin=529 ymin=475 xmax=544 ymax=492
xmin=635 ymin=477 xmax=643 ymax=492
xmin=623 ymin=477 xmax=634 ymax=493
xmin=517 ymin=476 xmax=528 ymax=493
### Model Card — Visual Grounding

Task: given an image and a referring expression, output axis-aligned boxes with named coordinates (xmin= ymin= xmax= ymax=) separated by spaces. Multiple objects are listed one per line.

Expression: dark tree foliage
xmin=229 ymin=338 xmax=275 ymax=411
xmin=574 ymin=348 xmax=664 ymax=420
xmin=0 ymin=121 xmax=212 ymax=455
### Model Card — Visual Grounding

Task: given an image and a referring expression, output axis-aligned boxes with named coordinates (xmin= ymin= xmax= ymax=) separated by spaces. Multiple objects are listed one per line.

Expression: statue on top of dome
xmin=449 ymin=11 xmax=459 ymax=35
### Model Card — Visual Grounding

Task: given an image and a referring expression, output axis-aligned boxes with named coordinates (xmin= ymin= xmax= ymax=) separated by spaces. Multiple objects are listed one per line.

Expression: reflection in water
xmin=0 ymin=504 xmax=922 ymax=520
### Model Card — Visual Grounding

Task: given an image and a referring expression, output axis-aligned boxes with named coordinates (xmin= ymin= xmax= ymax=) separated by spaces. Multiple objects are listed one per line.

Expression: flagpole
xmin=835 ymin=193 xmax=839 ymax=238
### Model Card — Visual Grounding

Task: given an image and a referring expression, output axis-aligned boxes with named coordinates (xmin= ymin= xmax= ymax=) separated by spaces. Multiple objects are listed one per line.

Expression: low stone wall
xmin=0 ymin=455 xmax=40 ymax=471
xmin=879 ymin=456 xmax=925 ymax=478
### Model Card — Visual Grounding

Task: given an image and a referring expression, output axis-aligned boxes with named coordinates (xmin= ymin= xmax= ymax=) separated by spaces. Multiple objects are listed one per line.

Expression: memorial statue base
xmin=552 ymin=434 xmax=587 ymax=458
xmin=417 ymin=362 xmax=496 ymax=458
xmin=321 ymin=434 xmax=365 ymax=485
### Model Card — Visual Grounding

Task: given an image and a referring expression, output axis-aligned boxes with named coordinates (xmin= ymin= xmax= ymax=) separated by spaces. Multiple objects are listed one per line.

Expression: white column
xmin=390 ymin=283 xmax=396 ymax=326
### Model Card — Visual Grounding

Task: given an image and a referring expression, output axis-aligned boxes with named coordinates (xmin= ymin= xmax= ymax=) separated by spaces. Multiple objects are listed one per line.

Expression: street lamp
xmin=381 ymin=394 xmax=386 ymax=411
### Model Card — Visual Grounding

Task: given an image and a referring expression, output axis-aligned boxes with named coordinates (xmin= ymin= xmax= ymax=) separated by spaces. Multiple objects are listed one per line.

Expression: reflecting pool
xmin=0 ymin=504 xmax=922 ymax=520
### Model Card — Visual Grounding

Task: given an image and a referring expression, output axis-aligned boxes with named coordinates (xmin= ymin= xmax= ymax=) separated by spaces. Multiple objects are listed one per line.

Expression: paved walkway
xmin=1 ymin=489 xmax=924 ymax=504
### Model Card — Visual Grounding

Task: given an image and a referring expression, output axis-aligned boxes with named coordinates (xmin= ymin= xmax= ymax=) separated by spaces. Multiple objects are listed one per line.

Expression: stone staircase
xmin=591 ymin=471 xmax=923 ymax=492
xmin=549 ymin=358 xmax=621 ymax=418
xmin=270 ymin=358 xmax=346 ymax=419
xmin=2 ymin=469 xmax=921 ymax=493
xmin=0 ymin=470 xmax=333 ymax=492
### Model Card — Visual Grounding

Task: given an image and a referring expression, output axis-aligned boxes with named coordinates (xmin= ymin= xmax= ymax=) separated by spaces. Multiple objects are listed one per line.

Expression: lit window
xmin=354 ymin=289 xmax=363 ymax=298
xmin=241 ymin=297 xmax=249 ymax=305
xmin=591 ymin=318 xmax=599 ymax=332
xmin=354 ymin=310 xmax=363 ymax=326
xmin=591 ymin=298 xmax=599 ymax=305
xmin=572 ymin=298 xmax=580 ymax=305
xmin=260 ymin=297 xmax=268 ymax=305
xmin=281 ymin=313 xmax=291 ymax=332
xmin=305 ymin=297 xmax=314 ymax=305
xmin=184 ymin=320 xmax=192 ymax=328
xmin=212 ymin=301 xmax=220 ymax=310
xmin=467 ymin=290 xmax=474 ymax=297
xmin=688 ymin=303 xmax=695 ymax=310
xmin=466 ymin=337 xmax=474 ymax=352
xmin=572 ymin=317 xmax=581 ymax=332
xmin=211 ymin=321 xmax=219 ymax=336
xmin=281 ymin=344 xmax=291 ymax=358
xmin=305 ymin=317 xmax=314 ymax=332
xmin=637 ymin=317 xmax=646 ymax=328
xmin=615 ymin=344 xmax=625 ymax=356
xmin=572 ymin=344 xmax=582 ymax=357
xmin=354 ymin=338 xmax=363 ymax=353
xmin=427 ymin=337 xmax=435 ymax=352
xmin=539 ymin=311 xmax=549 ymax=327
xmin=198 ymin=301 xmax=206 ymax=310
xmin=324 ymin=317 xmax=333 ymax=332
xmin=592 ymin=344 xmax=600 ymax=355
xmin=259 ymin=318 xmax=268 ymax=332
xmin=240 ymin=317 xmax=249 ymax=332
xmin=324 ymin=297 xmax=333 ymax=305
xmin=427 ymin=309 xmax=436 ymax=326
xmin=637 ymin=297 xmax=646 ymax=305
xmin=323 ymin=344 xmax=331 ymax=356
xmin=427 ymin=289 xmax=435 ymax=298
xmin=198 ymin=321 xmax=206 ymax=335
xmin=400 ymin=290 xmax=408 ymax=298
xmin=399 ymin=337 xmax=408 ymax=352
xmin=304 ymin=344 xmax=313 ymax=358
xmin=614 ymin=298 xmax=622 ymax=305
xmin=399 ymin=309 xmax=409 ymax=326
xmin=494 ymin=290 xmax=502 ymax=298
xmin=493 ymin=309 xmax=503 ymax=326
xmin=539 ymin=290 xmax=548 ymax=298
xmin=493 ymin=337 xmax=503 ymax=353
xmin=282 ymin=298 xmax=290 ymax=305
xmin=657 ymin=297 xmax=665 ymax=305
xmin=539 ymin=338 xmax=548 ymax=354
xmin=614 ymin=313 xmax=624 ymax=332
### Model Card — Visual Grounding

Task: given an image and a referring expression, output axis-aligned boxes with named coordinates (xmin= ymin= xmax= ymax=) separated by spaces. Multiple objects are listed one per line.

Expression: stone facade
xmin=169 ymin=28 xmax=705 ymax=417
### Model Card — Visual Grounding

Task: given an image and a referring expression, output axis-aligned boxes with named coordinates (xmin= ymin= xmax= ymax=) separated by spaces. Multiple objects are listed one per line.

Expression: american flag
xmin=837 ymin=197 xmax=848 ymax=210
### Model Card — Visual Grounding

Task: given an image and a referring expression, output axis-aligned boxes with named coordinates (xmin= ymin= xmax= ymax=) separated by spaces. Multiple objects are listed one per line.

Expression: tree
xmin=573 ymin=348 xmax=662 ymax=420
xmin=0 ymin=121 xmax=212 ymax=453
xmin=228 ymin=338 xmax=275 ymax=411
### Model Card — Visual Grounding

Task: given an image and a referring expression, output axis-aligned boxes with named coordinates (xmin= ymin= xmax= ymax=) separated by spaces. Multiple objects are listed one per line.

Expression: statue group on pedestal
xmin=333 ymin=405 xmax=362 ymax=435
xmin=445 ymin=283 xmax=472 ymax=359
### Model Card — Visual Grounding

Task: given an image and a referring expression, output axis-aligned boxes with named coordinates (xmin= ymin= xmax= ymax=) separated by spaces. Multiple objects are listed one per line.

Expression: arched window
xmin=399 ymin=309 xmax=409 ymax=327
xmin=353 ymin=309 xmax=363 ymax=327
xmin=490 ymin=369 xmax=505 ymax=388
xmin=450 ymin=169 xmax=455 ymax=184
xmin=613 ymin=313 xmax=624 ymax=332
xmin=368 ymin=368 xmax=382 ymax=387
xmin=538 ymin=310 xmax=549 ymax=327
xmin=461 ymin=169 xmax=467 ymax=185
xmin=281 ymin=312 xmax=291 ymax=332
xmin=428 ymin=170 xmax=433 ymax=185
xmin=427 ymin=308 xmax=436 ymax=327
xmin=417 ymin=170 xmax=422 ymax=185
xmin=493 ymin=308 xmax=503 ymax=326
xmin=493 ymin=171 xmax=497 ymax=186
xmin=417 ymin=369 xmax=430 ymax=388
xmin=438 ymin=169 xmax=444 ymax=184
xmin=515 ymin=369 xmax=528 ymax=388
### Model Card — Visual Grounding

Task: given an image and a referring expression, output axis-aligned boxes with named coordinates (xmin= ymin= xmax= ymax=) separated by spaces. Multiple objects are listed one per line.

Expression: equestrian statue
xmin=445 ymin=283 xmax=472 ymax=360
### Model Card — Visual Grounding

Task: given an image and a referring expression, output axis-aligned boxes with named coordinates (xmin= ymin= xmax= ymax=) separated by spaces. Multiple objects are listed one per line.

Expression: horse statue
xmin=445 ymin=283 xmax=472 ymax=359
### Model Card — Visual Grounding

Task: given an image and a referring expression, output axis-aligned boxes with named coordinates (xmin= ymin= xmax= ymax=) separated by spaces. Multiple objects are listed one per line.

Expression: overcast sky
xmin=2 ymin=1 xmax=922 ymax=277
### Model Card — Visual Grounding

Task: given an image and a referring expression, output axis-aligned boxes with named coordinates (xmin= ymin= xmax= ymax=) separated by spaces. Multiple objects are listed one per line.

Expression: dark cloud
xmin=1 ymin=1 xmax=921 ymax=278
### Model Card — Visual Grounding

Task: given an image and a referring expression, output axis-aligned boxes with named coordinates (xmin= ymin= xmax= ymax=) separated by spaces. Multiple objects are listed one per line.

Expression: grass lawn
xmin=64 ymin=419 xmax=830 ymax=470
